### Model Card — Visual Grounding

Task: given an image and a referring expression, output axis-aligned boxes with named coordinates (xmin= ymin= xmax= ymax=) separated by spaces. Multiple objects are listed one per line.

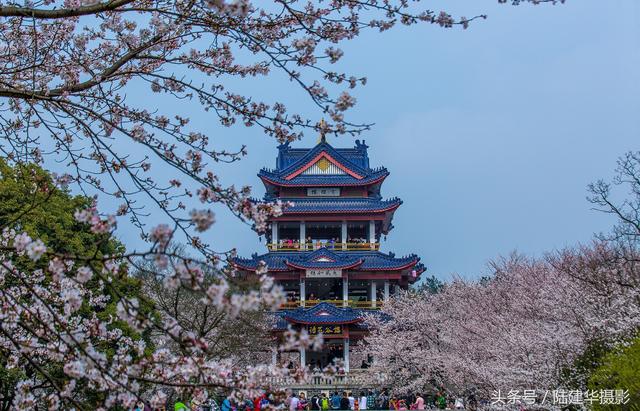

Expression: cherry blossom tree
xmin=0 ymin=0 xmax=564 ymax=408
xmin=134 ymin=247 xmax=275 ymax=368
xmin=360 ymin=245 xmax=640 ymax=401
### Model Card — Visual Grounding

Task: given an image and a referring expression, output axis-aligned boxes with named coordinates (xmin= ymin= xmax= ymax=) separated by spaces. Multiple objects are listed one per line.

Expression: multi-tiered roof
xmin=234 ymin=138 xmax=424 ymax=368
xmin=259 ymin=140 xmax=389 ymax=190
xmin=234 ymin=248 xmax=422 ymax=273
xmin=236 ymin=139 xmax=424 ymax=280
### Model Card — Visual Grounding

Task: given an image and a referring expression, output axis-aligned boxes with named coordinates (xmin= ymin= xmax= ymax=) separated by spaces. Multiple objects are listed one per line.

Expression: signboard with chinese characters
xmin=308 ymin=325 xmax=342 ymax=335
xmin=307 ymin=187 xmax=340 ymax=197
xmin=306 ymin=269 xmax=342 ymax=278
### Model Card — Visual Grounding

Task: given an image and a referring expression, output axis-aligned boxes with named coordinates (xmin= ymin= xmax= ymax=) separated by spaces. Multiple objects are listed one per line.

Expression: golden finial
xmin=317 ymin=119 xmax=328 ymax=144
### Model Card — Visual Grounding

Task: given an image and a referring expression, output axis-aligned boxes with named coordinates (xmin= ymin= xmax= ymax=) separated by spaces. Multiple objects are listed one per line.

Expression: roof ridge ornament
xmin=317 ymin=119 xmax=328 ymax=144
xmin=355 ymin=139 xmax=368 ymax=151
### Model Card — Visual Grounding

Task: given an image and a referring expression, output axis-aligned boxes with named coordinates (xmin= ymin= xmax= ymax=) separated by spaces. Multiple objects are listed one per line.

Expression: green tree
xmin=588 ymin=335 xmax=640 ymax=411
xmin=0 ymin=159 xmax=151 ymax=409
xmin=414 ymin=275 xmax=445 ymax=295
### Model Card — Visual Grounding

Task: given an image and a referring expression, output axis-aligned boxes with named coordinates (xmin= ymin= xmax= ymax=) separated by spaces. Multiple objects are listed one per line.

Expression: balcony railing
xmin=266 ymin=370 xmax=373 ymax=389
xmin=279 ymin=299 xmax=384 ymax=310
xmin=268 ymin=242 xmax=379 ymax=251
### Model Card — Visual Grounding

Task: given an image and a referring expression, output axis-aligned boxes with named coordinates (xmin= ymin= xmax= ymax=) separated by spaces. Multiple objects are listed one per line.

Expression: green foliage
xmin=560 ymin=338 xmax=612 ymax=391
xmin=0 ymin=158 xmax=122 ymax=259
xmin=414 ymin=275 xmax=445 ymax=295
xmin=0 ymin=159 xmax=152 ymax=409
xmin=588 ymin=335 xmax=640 ymax=411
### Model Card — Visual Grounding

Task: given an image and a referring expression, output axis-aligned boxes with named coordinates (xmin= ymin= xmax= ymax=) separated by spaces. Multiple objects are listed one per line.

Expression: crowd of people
xmin=132 ymin=389 xmax=478 ymax=411
xmin=211 ymin=390 xmax=476 ymax=411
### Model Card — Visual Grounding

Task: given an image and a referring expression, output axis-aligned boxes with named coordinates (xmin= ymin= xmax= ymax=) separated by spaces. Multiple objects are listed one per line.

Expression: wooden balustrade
xmin=268 ymin=242 xmax=380 ymax=251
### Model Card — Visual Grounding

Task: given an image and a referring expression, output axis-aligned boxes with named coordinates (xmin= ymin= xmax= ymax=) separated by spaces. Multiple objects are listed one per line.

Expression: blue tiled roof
xmin=272 ymin=312 xmax=290 ymax=331
xmin=259 ymin=168 xmax=389 ymax=187
xmin=276 ymin=197 xmax=402 ymax=214
xmin=271 ymin=306 xmax=391 ymax=330
xmin=277 ymin=140 xmax=370 ymax=170
xmin=262 ymin=141 xmax=386 ymax=187
xmin=285 ymin=248 xmax=363 ymax=269
xmin=233 ymin=248 xmax=422 ymax=273
xmin=283 ymin=302 xmax=364 ymax=325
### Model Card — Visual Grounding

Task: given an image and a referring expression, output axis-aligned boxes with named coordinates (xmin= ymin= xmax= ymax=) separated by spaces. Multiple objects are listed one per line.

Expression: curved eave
xmin=232 ymin=261 xmax=289 ymax=272
xmin=285 ymin=259 xmax=364 ymax=270
xmin=258 ymin=172 xmax=388 ymax=188
xmin=283 ymin=317 xmax=363 ymax=326
xmin=367 ymin=258 xmax=419 ymax=271
xmin=280 ymin=202 xmax=401 ymax=215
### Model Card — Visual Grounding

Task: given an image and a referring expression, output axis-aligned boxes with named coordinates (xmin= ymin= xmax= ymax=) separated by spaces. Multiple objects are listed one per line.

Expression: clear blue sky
xmin=109 ymin=0 xmax=639 ymax=281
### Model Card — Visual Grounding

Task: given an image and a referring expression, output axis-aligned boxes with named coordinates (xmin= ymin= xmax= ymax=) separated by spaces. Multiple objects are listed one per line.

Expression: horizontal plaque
xmin=306 ymin=269 xmax=342 ymax=278
xmin=307 ymin=187 xmax=340 ymax=197
xmin=309 ymin=325 xmax=342 ymax=335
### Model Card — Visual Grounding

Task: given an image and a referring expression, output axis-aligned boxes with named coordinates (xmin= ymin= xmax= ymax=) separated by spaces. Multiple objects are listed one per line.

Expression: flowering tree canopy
xmin=0 ymin=0 xmax=556 ymax=252
xmin=0 ymin=0 xmax=564 ymax=408
xmin=361 ymin=153 xmax=640 ymax=399
xmin=360 ymin=245 xmax=640 ymax=397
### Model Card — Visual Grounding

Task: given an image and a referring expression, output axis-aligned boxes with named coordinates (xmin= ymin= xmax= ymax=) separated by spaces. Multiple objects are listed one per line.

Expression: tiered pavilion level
xmin=234 ymin=138 xmax=424 ymax=372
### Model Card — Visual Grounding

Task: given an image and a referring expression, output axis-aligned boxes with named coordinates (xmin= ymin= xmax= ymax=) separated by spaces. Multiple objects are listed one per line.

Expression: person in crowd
xmin=358 ymin=392 xmax=367 ymax=410
xmin=330 ymin=391 xmax=341 ymax=410
xmin=388 ymin=396 xmax=398 ymax=411
xmin=375 ymin=391 xmax=389 ymax=410
xmin=411 ymin=394 xmax=424 ymax=411
xmin=435 ymin=392 xmax=446 ymax=410
xmin=289 ymin=392 xmax=300 ymax=411
xmin=174 ymin=401 xmax=189 ymax=411
xmin=347 ymin=393 xmax=355 ymax=410
xmin=366 ymin=391 xmax=375 ymax=410
xmin=254 ymin=393 xmax=267 ymax=411
xmin=221 ymin=397 xmax=233 ymax=411
xmin=298 ymin=393 xmax=308 ymax=410
xmin=396 ymin=400 xmax=407 ymax=411
xmin=310 ymin=393 xmax=320 ymax=411
xmin=261 ymin=394 xmax=271 ymax=410
xmin=320 ymin=394 xmax=330 ymax=411
xmin=340 ymin=392 xmax=350 ymax=411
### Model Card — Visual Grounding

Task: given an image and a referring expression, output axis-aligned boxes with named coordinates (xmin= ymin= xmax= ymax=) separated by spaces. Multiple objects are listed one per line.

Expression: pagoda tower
xmin=233 ymin=138 xmax=424 ymax=372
